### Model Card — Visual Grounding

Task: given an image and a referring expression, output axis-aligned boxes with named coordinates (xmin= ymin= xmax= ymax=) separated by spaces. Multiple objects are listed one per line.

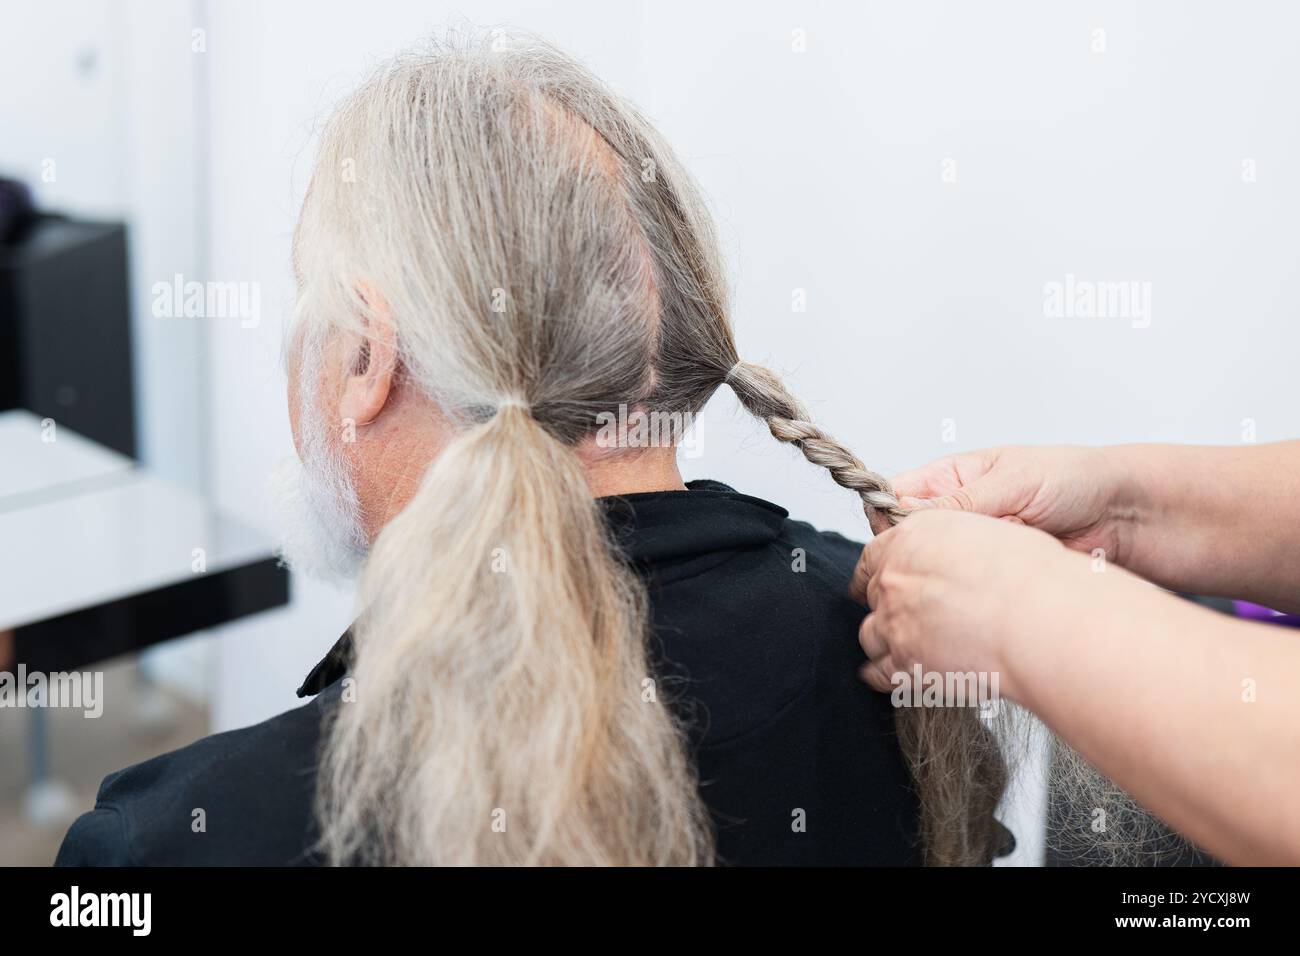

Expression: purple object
xmin=1233 ymin=600 xmax=1300 ymax=628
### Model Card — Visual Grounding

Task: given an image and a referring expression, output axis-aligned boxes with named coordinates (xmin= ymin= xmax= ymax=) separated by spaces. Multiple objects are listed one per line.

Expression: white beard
xmin=269 ymin=410 xmax=368 ymax=586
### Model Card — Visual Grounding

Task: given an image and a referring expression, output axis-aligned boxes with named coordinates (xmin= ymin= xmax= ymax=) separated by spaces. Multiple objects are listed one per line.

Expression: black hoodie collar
xmin=600 ymin=478 xmax=787 ymax=565
xmin=296 ymin=480 xmax=787 ymax=698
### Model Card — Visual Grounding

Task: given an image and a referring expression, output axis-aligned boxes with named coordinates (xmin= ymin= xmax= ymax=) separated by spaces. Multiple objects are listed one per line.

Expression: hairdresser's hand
xmin=891 ymin=446 xmax=1132 ymax=564
xmin=850 ymin=509 xmax=1069 ymax=696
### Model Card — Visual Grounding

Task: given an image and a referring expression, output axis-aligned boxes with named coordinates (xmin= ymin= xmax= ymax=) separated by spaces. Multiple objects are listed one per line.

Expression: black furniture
xmin=0 ymin=215 xmax=137 ymax=458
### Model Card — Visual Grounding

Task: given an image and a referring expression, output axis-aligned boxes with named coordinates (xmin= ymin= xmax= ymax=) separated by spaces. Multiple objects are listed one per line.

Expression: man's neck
xmin=578 ymin=443 xmax=687 ymax=498
xmin=358 ymin=429 xmax=687 ymax=541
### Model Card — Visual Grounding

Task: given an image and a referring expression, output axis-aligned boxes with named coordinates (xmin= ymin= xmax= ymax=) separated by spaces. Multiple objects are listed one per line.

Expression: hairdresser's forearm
xmin=1105 ymin=441 xmax=1300 ymax=612
xmin=1003 ymin=554 xmax=1300 ymax=864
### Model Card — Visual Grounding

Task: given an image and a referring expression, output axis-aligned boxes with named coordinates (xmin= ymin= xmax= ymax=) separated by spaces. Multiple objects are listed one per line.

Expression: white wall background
xmin=0 ymin=0 xmax=206 ymax=491
xmin=11 ymin=0 xmax=1288 ymax=862
xmin=201 ymin=0 xmax=1300 ymax=717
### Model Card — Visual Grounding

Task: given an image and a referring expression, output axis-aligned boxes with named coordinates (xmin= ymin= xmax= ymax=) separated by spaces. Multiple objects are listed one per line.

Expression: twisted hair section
xmin=726 ymin=359 xmax=1173 ymax=865
xmin=726 ymin=359 xmax=1010 ymax=866
xmin=726 ymin=361 xmax=909 ymax=526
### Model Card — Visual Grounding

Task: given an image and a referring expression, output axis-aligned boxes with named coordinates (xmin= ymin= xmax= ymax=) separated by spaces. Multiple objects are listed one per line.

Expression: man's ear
xmin=338 ymin=282 xmax=398 ymax=427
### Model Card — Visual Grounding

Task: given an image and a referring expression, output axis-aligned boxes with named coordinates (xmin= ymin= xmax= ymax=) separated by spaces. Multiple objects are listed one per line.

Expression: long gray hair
xmin=294 ymin=29 xmax=1009 ymax=866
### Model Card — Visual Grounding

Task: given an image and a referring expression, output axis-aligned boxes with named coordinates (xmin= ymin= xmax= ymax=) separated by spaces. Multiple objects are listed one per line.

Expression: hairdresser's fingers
xmin=858 ymin=611 xmax=888 ymax=661
xmin=888 ymin=465 xmax=956 ymax=501
xmin=858 ymin=655 xmax=897 ymax=694
xmin=905 ymin=483 xmax=984 ymax=514
xmin=889 ymin=450 xmax=993 ymax=501
xmin=906 ymin=472 xmax=1028 ymax=519
xmin=889 ymin=449 xmax=1033 ymax=519
xmin=849 ymin=532 xmax=890 ymax=605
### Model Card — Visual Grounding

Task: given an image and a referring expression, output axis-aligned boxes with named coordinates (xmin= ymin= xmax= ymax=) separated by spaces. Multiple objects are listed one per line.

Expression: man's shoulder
xmin=778 ymin=516 xmax=865 ymax=573
xmin=55 ymin=686 xmax=338 ymax=866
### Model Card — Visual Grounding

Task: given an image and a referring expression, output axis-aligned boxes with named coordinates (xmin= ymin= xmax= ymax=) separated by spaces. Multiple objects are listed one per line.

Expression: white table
xmin=0 ymin=408 xmax=288 ymax=825
xmin=0 ymin=410 xmax=132 ymax=504
xmin=0 ymin=409 xmax=287 ymax=641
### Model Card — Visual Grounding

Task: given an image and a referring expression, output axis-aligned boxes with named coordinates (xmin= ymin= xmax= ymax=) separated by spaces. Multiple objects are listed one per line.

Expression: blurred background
xmin=1 ymin=0 xmax=1297 ymax=866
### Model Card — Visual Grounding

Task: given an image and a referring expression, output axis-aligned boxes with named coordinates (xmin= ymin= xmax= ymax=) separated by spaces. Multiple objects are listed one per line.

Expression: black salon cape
xmin=56 ymin=480 xmax=937 ymax=866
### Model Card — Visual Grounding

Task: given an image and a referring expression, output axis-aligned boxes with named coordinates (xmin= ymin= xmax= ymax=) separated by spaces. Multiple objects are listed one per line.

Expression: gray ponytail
xmin=319 ymin=405 xmax=711 ymax=864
